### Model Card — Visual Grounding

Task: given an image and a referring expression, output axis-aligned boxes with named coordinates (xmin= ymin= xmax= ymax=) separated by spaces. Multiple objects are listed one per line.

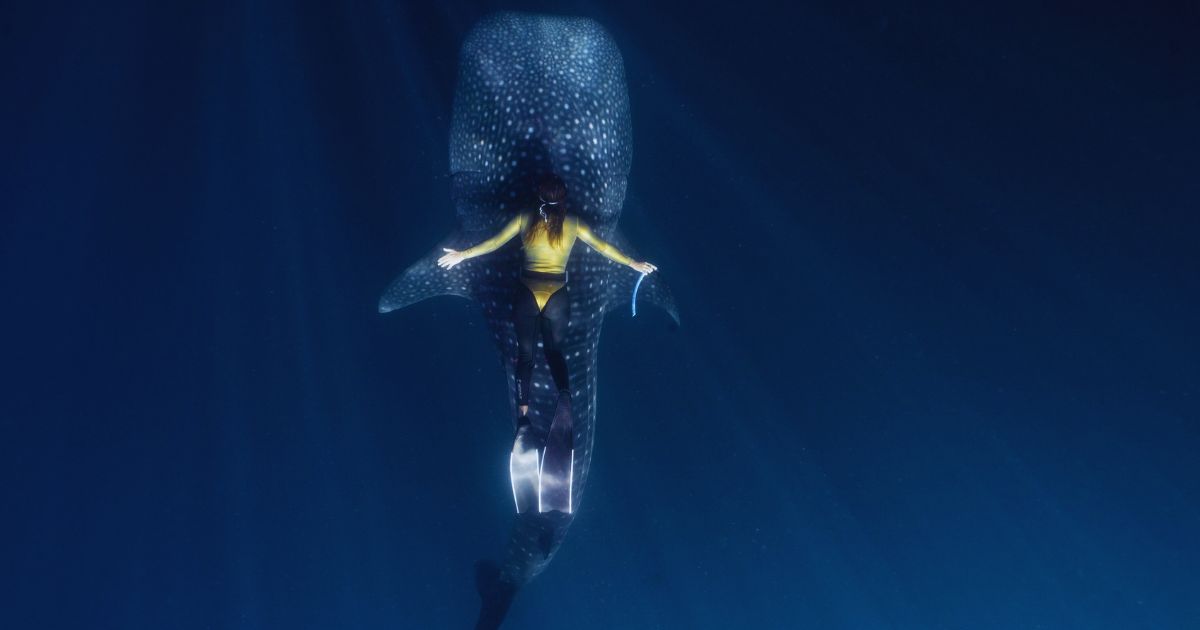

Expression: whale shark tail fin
xmin=474 ymin=560 xmax=517 ymax=630
xmin=377 ymin=233 xmax=474 ymax=313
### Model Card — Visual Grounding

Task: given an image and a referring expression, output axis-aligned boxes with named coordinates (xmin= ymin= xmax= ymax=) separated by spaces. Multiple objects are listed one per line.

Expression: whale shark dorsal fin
xmin=601 ymin=229 xmax=681 ymax=328
xmin=378 ymin=233 xmax=475 ymax=313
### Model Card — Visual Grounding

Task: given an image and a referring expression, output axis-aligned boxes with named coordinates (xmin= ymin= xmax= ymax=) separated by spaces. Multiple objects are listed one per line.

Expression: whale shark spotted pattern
xmin=378 ymin=12 xmax=678 ymax=626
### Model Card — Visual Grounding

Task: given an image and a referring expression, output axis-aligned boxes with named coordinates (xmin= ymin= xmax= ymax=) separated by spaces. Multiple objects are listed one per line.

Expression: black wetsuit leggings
xmin=513 ymin=277 xmax=570 ymax=406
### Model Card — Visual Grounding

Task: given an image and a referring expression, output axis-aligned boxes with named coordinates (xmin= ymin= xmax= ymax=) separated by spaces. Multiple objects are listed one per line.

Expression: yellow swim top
xmin=460 ymin=211 xmax=635 ymax=274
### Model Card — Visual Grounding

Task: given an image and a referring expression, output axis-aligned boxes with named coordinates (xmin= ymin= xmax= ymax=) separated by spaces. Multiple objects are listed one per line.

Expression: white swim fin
xmin=538 ymin=394 xmax=574 ymax=514
xmin=509 ymin=416 xmax=540 ymax=514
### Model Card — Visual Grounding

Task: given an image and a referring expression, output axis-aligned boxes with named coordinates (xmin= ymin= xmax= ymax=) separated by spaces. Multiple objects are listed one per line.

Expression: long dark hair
xmin=525 ymin=174 xmax=568 ymax=248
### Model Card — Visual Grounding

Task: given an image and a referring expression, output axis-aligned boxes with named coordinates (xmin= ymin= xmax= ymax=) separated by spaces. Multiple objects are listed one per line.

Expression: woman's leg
xmin=539 ymin=287 xmax=571 ymax=396
xmin=513 ymin=285 xmax=541 ymax=416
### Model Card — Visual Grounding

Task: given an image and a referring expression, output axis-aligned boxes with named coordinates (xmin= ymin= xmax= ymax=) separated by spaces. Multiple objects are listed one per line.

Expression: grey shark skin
xmin=377 ymin=12 xmax=678 ymax=629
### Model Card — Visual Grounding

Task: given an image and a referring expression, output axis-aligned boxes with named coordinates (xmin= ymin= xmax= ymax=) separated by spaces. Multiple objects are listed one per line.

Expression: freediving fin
xmin=538 ymin=394 xmax=575 ymax=514
xmin=509 ymin=416 xmax=540 ymax=514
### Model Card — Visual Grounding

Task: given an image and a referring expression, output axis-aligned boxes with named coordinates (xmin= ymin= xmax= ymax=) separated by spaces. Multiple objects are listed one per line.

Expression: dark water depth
xmin=2 ymin=1 xmax=1197 ymax=628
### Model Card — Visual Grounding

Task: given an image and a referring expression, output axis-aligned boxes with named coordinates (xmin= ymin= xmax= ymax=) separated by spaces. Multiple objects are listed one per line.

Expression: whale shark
xmin=378 ymin=12 xmax=678 ymax=628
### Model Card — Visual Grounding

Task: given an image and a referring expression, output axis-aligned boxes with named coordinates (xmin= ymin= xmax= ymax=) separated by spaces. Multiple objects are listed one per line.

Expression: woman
xmin=437 ymin=174 xmax=657 ymax=420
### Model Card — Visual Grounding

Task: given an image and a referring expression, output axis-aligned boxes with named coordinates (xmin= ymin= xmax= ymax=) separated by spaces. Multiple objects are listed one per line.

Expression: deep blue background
xmin=3 ymin=1 xmax=1197 ymax=628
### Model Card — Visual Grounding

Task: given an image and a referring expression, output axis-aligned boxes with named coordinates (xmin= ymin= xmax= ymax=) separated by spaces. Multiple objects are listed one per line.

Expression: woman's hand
xmin=630 ymin=261 xmax=658 ymax=275
xmin=438 ymin=248 xmax=467 ymax=269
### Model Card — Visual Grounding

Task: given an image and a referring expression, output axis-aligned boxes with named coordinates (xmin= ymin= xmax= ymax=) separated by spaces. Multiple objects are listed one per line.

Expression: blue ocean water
xmin=2 ymin=1 xmax=1197 ymax=628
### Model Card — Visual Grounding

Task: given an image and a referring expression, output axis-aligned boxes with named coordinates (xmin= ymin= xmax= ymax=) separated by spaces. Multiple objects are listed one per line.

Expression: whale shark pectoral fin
xmin=378 ymin=233 xmax=474 ymax=313
xmin=538 ymin=395 xmax=575 ymax=514
xmin=600 ymin=229 xmax=680 ymax=328
xmin=624 ymin=269 xmax=680 ymax=328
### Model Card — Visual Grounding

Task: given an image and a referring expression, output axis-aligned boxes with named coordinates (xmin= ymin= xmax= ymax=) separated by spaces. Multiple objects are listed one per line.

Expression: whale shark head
xmin=449 ymin=13 xmax=633 ymax=232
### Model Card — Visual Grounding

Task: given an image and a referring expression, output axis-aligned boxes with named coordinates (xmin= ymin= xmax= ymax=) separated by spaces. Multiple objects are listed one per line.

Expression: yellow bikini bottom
xmin=520 ymin=273 xmax=566 ymax=311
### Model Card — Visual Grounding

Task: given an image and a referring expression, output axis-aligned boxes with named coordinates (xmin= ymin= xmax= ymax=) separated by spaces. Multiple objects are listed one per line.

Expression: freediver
xmin=437 ymin=173 xmax=657 ymax=424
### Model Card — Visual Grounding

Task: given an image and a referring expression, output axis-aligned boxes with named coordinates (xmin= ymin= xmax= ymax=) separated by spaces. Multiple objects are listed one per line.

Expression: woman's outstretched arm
xmin=438 ymin=214 xmax=523 ymax=269
xmin=576 ymin=219 xmax=658 ymax=274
